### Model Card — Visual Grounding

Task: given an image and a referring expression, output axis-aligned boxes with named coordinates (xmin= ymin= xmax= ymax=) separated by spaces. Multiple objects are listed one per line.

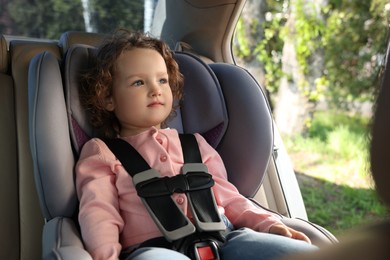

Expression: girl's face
xmin=105 ymin=48 xmax=173 ymax=137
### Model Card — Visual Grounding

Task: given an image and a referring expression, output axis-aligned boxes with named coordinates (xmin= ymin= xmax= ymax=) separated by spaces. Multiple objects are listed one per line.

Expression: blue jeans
xmin=127 ymin=228 xmax=317 ymax=260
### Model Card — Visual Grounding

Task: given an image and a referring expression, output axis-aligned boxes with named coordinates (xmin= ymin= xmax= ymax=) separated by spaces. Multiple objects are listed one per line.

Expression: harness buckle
xmin=193 ymin=240 xmax=220 ymax=260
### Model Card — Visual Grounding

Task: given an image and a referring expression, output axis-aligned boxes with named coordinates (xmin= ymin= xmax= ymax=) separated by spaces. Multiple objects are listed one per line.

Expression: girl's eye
xmin=159 ymin=78 xmax=168 ymax=84
xmin=131 ymin=80 xmax=144 ymax=87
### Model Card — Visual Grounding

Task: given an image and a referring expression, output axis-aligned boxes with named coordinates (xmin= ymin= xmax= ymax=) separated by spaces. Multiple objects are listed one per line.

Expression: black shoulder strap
xmin=179 ymin=133 xmax=202 ymax=164
xmin=104 ymin=134 xmax=202 ymax=175
xmin=103 ymin=138 xmax=151 ymax=176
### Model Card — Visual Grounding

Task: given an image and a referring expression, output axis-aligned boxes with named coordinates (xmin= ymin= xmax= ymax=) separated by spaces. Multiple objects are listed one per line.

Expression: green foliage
xmin=308 ymin=110 xmax=369 ymax=141
xmin=235 ymin=18 xmax=251 ymax=58
xmin=250 ymin=0 xmax=389 ymax=108
xmin=327 ymin=125 xmax=367 ymax=159
xmin=292 ymin=0 xmax=326 ymax=74
xmin=323 ymin=1 xmax=390 ymax=107
xmin=234 ymin=1 xmax=286 ymax=93
xmin=286 ymin=110 xmax=370 ymax=178
xmin=6 ymin=0 xmax=144 ymax=39
xmin=286 ymin=110 xmax=388 ymax=235
xmin=89 ymin=0 xmax=143 ymax=33
xmin=300 ymin=177 xmax=388 ymax=235
xmin=8 ymin=0 xmax=85 ymax=39
xmin=255 ymin=11 xmax=286 ymax=93
xmin=288 ymin=0 xmax=328 ymax=103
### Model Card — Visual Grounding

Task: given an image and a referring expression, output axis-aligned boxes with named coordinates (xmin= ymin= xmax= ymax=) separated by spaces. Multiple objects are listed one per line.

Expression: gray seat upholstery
xmin=28 ymin=40 xmax=337 ymax=259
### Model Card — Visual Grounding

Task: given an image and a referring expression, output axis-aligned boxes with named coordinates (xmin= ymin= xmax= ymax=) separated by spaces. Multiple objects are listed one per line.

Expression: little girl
xmin=76 ymin=29 xmax=316 ymax=260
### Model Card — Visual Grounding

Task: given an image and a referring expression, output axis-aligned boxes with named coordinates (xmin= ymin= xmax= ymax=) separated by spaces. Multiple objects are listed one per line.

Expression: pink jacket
xmin=76 ymin=127 xmax=282 ymax=259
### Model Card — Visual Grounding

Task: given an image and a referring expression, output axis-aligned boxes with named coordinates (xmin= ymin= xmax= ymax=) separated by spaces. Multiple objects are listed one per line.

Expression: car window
xmin=1 ymin=0 xmax=159 ymax=39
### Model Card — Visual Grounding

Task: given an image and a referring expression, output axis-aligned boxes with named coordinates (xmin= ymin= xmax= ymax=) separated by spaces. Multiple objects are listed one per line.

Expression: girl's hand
xmin=269 ymin=223 xmax=312 ymax=244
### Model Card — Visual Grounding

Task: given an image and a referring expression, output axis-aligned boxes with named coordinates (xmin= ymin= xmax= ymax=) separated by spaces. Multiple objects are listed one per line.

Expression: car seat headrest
xmin=171 ymin=52 xmax=228 ymax=147
xmin=59 ymin=31 xmax=106 ymax=55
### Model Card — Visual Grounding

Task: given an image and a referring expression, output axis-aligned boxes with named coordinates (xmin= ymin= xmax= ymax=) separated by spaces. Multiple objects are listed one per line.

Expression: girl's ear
xmin=105 ymin=96 xmax=115 ymax=111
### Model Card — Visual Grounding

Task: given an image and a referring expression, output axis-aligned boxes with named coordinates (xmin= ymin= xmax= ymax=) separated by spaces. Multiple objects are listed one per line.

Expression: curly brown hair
xmin=80 ymin=29 xmax=184 ymax=138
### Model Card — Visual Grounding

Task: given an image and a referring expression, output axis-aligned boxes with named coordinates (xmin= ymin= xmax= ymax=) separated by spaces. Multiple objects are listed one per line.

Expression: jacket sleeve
xmin=76 ymin=138 xmax=124 ymax=260
xmin=194 ymin=134 xmax=283 ymax=232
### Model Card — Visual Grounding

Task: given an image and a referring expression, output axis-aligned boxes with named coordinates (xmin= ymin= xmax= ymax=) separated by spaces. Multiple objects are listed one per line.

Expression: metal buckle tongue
xmin=183 ymin=163 xmax=226 ymax=232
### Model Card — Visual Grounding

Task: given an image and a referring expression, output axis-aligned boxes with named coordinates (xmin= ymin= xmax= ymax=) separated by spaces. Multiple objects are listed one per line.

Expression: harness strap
xmin=104 ymin=137 xmax=194 ymax=237
xmin=104 ymin=133 xmax=226 ymax=259
xmin=180 ymin=134 xmax=224 ymax=226
xmin=179 ymin=133 xmax=202 ymax=163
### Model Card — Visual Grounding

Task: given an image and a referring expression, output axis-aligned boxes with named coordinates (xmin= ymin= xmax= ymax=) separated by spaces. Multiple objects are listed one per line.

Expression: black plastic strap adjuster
xmin=134 ymin=168 xmax=214 ymax=198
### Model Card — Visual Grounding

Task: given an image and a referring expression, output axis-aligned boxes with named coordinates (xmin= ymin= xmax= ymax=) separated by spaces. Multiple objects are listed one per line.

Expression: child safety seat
xmin=28 ymin=40 xmax=337 ymax=259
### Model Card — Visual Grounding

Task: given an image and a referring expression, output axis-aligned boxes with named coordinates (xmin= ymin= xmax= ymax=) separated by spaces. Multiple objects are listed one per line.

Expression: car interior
xmin=0 ymin=1 xmax=346 ymax=259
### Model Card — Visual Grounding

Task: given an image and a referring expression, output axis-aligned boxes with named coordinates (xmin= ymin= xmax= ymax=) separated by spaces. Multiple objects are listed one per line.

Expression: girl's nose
xmin=150 ymin=82 xmax=162 ymax=96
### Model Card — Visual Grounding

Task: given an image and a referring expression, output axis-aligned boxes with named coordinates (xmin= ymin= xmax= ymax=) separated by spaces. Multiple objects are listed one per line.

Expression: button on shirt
xmin=76 ymin=127 xmax=282 ymax=260
xmin=176 ymin=195 xmax=186 ymax=205
xmin=156 ymin=137 xmax=163 ymax=144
